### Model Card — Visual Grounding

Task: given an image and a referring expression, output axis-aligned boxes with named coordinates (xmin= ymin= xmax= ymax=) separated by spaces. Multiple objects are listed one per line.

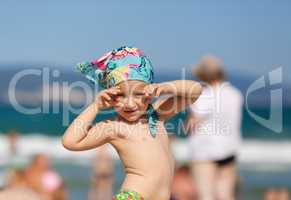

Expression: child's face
xmin=114 ymin=80 xmax=150 ymax=122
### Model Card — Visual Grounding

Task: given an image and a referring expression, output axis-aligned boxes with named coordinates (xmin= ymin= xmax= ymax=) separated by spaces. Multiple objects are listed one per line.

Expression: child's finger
xmin=144 ymin=90 xmax=149 ymax=98
xmin=143 ymin=88 xmax=150 ymax=97
xmin=101 ymin=93 xmax=111 ymax=101
xmin=106 ymin=90 xmax=117 ymax=96
xmin=150 ymin=86 xmax=158 ymax=96
xmin=112 ymin=99 xmax=123 ymax=107
xmin=151 ymin=84 xmax=158 ymax=94
xmin=104 ymin=101 xmax=111 ymax=108
xmin=115 ymin=102 xmax=123 ymax=107
xmin=155 ymin=87 xmax=162 ymax=97
xmin=107 ymin=88 xmax=121 ymax=96
xmin=144 ymin=85 xmax=154 ymax=96
xmin=152 ymin=85 xmax=159 ymax=96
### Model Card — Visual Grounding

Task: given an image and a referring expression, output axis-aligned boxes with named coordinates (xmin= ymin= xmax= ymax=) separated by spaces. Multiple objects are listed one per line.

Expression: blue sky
xmin=0 ymin=0 xmax=290 ymax=76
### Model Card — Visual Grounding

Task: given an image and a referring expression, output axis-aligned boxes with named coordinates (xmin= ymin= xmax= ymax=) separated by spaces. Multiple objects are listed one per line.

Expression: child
xmin=62 ymin=46 xmax=202 ymax=200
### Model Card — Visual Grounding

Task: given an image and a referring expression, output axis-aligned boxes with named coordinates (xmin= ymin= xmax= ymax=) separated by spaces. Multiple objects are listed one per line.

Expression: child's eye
xmin=116 ymin=94 xmax=125 ymax=97
xmin=134 ymin=93 xmax=144 ymax=97
xmin=115 ymin=94 xmax=125 ymax=100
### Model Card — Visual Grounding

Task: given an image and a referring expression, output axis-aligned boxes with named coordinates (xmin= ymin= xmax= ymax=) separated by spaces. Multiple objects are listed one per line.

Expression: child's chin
xmin=122 ymin=113 xmax=141 ymax=122
xmin=125 ymin=115 xmax=140 ymax=121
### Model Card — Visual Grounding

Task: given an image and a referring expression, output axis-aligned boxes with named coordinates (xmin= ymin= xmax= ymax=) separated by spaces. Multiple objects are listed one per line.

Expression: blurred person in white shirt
xmin=186 ymin=55 xmax=243 ymax=200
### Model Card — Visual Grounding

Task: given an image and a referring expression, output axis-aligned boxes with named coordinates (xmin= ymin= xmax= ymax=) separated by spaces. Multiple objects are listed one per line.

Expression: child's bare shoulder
xmin=96 ymin=118 xmax=119 ymax=127
xmin=96 ymin=118 xmax=125 ymax=139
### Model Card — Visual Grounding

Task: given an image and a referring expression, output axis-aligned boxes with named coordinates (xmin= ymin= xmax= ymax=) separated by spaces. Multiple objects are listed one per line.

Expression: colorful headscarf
xmin=76 ymin=46 xmax=154 ymax=89
xmin=76 ymin=46 xmax=158 ymax=137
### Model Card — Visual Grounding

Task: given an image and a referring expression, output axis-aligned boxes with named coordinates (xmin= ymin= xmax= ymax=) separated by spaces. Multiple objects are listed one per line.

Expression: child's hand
xmin=143 ymin=84 xmax=158 ymax=100
xmin=95 ymin=86 xmax=121 ymax=110
xmin=144 ymin=83 xmax=173 ymax=99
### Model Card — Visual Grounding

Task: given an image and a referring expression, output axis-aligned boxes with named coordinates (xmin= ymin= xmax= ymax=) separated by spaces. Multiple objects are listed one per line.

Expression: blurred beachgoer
xmin=88 ymin=145 xmax=115 ymax=200
xmin=25 ymin=154 xmax=67 ymax=200
xmin=0 ymin=186 xmax=42 ymax=200
xmin=264 ymin=188 xmax=290 ymax=200
xmin=186 ymin=55 xmax=243 ymax=200
xmin=0 ymin=169 xmax=42 ymax=200
xmin=6 ymin=130 xmax=27 ymax=170
xmin=171 ymin=164 xmax=197 ymax=200
xmin=7 ymin=130 xmax=19 ymax=156
xmin=6 ymin=169 xmax=27 ymax=188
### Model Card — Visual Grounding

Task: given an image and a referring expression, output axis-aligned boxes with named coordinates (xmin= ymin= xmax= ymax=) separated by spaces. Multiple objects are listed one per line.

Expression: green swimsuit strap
xmin=146 ymin=104 xmax=159 ymax=138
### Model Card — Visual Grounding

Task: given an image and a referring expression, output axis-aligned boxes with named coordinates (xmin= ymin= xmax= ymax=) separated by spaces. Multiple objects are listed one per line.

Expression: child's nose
xmin=123 ymin=97 xmax=136 ymax=109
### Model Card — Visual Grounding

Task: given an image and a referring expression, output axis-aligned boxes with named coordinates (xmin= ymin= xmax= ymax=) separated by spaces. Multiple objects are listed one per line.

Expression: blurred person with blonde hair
xmin=186 ymin=55 xmax=243 ymax=200
xmin=25 ymin=154 xmax=68 ymax=200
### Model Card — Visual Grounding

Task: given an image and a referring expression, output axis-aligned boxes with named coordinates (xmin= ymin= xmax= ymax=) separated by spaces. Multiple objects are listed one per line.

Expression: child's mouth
xmin=123 ymin=109 xmax=138 ymax=114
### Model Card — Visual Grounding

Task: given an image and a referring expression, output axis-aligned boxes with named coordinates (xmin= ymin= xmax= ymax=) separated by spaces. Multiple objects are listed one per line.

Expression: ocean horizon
xmin=0 ymin=66 xmax=290 ymax=139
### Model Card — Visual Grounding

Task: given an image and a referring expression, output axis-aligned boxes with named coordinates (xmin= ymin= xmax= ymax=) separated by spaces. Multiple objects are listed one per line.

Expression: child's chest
xmin=113 ymin=120 xmax=168 ymax=142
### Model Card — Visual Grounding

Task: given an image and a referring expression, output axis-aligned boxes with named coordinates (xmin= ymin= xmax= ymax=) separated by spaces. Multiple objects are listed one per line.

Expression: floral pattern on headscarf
xmin=76 ymin=46 xmax=154 ymax=89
